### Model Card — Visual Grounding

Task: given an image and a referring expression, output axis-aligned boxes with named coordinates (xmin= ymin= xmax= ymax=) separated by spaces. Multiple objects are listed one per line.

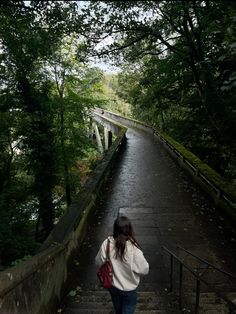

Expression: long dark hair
xmin=113 ymin=216 xmax=140 ymax=261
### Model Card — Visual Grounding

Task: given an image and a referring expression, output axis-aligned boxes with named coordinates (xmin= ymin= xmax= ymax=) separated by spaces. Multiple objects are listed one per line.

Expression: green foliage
xmin=0 ymin=1 xmax=103 ymax=268
xmin=10 ymin=255 xmax=33 ymax=267
xmin=91 ymin=1 xmax=236 ymax=181
xmin=100 ymin=74 xmax=132 ymax=116
xmin=49 ymin=36 xmax=104 ymax=205
xmin=0 ymin=0 xmax=80 ymax=246
xmin=0 ymin=194 xmax=38 ymax=266
xmin=1 ymin=0 xmax=235 ymax=269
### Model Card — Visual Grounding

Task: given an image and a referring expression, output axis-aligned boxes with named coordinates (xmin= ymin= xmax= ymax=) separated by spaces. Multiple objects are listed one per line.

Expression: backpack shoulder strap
xmin=105 ymin=238 xmax=110 ymax=260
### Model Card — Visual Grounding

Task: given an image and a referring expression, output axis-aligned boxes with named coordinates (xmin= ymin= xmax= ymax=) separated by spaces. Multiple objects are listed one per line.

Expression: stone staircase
xmin=61 ymin=288 xmax=181 ymax=314
xmin=61 ymin=288 xmax=236 ymax=314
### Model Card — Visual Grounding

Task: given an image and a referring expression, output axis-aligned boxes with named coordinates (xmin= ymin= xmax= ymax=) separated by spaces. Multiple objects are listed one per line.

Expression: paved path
xmin=60 ymin=127 xmax=236 ymax=312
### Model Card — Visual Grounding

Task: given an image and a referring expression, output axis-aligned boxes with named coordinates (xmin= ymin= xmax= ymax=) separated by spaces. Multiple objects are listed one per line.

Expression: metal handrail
xmin=177 ymin=245 xmax=236 ymax=280
xmin=162 ymin=246 xmax=236 ymax=314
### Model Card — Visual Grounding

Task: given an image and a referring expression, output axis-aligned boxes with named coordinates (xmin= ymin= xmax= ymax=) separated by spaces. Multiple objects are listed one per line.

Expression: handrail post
xmin=179 ymin=264 xmax=183 ymax=310
xmin=170 ymin=255 xmax=173 ymax=292
xmin=195 ymin=279 xmax=200 ymax=314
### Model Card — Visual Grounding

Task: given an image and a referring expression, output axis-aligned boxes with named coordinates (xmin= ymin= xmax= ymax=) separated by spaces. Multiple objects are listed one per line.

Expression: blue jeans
xmin=109 ymin=286 xmax=137 ymax=314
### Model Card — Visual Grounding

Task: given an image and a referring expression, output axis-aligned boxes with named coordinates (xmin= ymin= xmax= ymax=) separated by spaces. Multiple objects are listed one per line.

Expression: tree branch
xmin=0 ymin=2 xmax=40 ymax=12
xmin=93 ymin=34 xmax=148 ymax=57
xmin=158 ymin=5 xmax=184 ymax=36
xmin=131 ymin=47 xmax=169 ymax=58
xmin=151 ymin=31 xmax=186 ymax=61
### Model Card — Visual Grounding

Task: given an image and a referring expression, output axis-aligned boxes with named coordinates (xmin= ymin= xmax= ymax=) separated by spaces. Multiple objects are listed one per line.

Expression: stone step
xmin=184 ymin=291 xmax=236 ymax=303
xmin=62 ymin=290 xmax=236 ymax=314
xmin=81 ymin=283 xmax=166 ymax=292
xmin=74 ymin=296 xmax=167 ymax=304
xmin=75 ymin=291 xmax=167 ymax=302
xmin=65 ymin=301 xmax=168 ymax=310
xmin=63 ymin=310 xmax=180 ymax=314
xmin=76 ymin=290 xmax=164 ymax=297
xmin=62 ymin=290 xmax=180 ymax=314
xmin=183 ymin=292 xmax=236 ymax=313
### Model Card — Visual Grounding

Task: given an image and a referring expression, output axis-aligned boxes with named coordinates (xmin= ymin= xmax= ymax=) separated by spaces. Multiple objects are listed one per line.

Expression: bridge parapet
xmin=91 ymin=109 xmax=124 ymax=135
xmin=91 ymin=109 xmax=125 ymax=153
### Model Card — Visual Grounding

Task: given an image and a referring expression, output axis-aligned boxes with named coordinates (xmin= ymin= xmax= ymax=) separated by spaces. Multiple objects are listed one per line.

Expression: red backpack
xmin=97 ymin=239 xmax=113 ymax=289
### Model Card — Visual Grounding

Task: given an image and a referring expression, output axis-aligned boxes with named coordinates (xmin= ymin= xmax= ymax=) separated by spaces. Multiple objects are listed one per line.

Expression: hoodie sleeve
xmin=95 ymin=239 xmax=107 ymax=267
xmin=132 ymin=247 xmax=149 ymax=276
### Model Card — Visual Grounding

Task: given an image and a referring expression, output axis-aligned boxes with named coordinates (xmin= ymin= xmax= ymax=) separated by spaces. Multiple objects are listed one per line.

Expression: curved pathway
xmin=60 ymin=127 xmax=236 ymax=313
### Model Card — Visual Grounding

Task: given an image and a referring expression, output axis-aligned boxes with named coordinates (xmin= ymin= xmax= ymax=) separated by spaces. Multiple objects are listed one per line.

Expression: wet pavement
xmin=60 ymin=127 xmax=236 ymax=312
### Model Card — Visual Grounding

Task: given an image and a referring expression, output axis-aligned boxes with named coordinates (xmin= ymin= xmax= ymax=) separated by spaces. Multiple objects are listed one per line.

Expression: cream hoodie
xmin=95 ymin=236 xmax=149 ymax=291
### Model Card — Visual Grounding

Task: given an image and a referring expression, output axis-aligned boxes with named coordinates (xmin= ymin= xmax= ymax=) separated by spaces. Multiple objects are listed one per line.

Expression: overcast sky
xmin=23 ymin=0 xmax=119 ymax=73
xmin=77 ymin=0 xmax=120 ymax=73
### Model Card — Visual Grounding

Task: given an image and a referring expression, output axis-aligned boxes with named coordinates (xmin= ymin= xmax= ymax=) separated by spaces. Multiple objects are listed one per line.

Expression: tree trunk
xmin=64 ymin=162 xmax=72 ymax=206
xmin=18 ymin=74 xmax=56 ymax=241
xmin=60 ymin=101 xmax=72 ymax=206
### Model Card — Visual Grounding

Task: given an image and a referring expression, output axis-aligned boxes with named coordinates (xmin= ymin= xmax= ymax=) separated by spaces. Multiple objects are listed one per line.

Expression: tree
xmin=0 ymin=0 xmax=106 ymax=266
xmin=50 ymin=36 xmax=104 ymax=206
xmin=86 ymin=0 xmax=236 ymax=177
xmin=0 ymin=0 xmax=80 ymax=242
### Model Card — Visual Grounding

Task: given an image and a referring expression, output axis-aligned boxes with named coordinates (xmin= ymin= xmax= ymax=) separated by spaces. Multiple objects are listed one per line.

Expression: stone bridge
xmin=0 ymin=109 xmax=235 ymax=314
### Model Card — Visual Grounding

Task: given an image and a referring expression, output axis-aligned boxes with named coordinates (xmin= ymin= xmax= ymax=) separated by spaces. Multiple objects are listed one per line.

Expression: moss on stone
xmin=157 ymin=129 xmax=236 ymax=203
